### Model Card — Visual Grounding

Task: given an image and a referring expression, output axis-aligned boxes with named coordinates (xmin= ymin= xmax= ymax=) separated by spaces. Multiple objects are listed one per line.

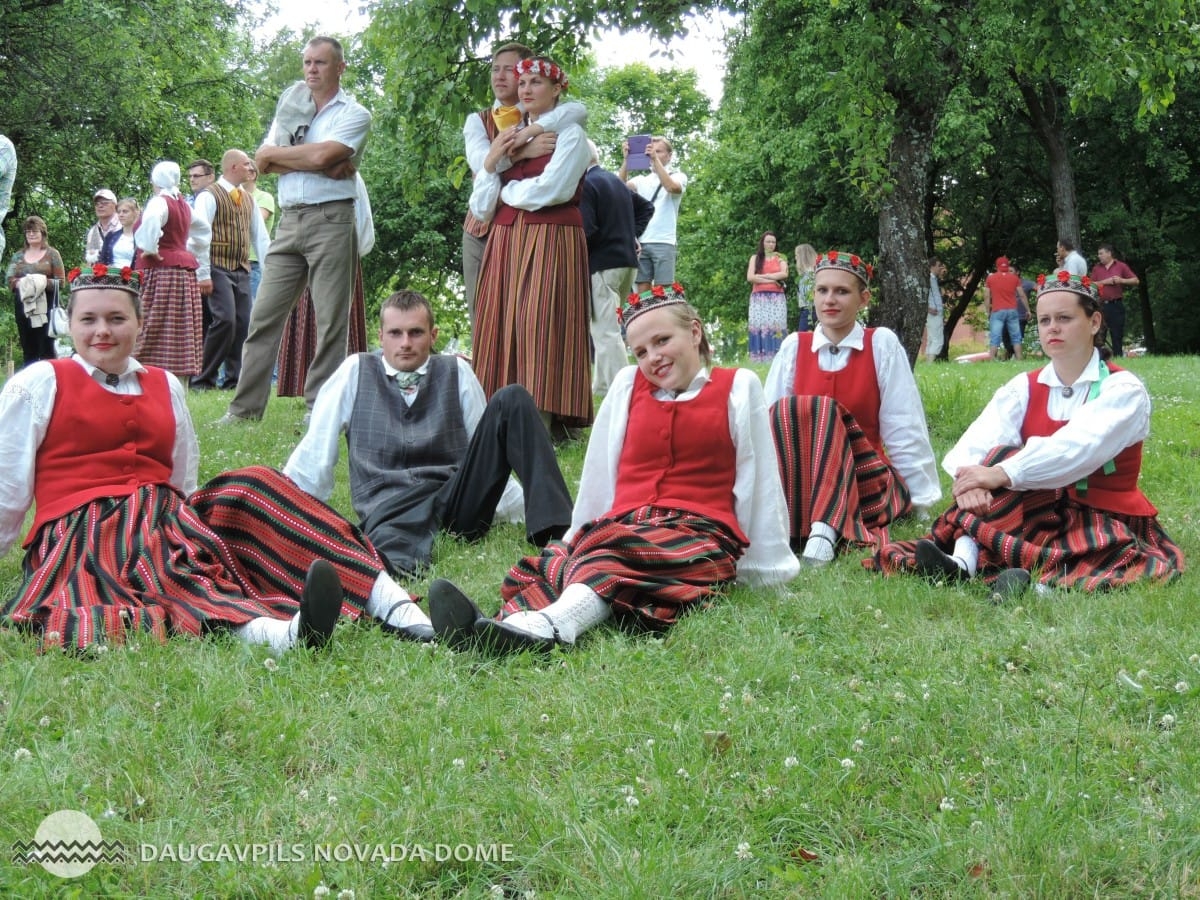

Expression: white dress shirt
xmin=468 ymin=103 xmax=591 ymax=223
xmin=571 ymin=365 xmax=800 ymax=588
xmin=188 ymin=177 xmax=271 ymax=282
xmin=263 ymin=87 xmax=372 ymax=207
xmin=0 ymin=356 xmax=197 ymax=556
xmin=943 ymin=350 xmax=1150 ymax=491
xmin=284 ymin=352 xmax=523 ymax=523
xmin=764 ymin=324 xmax=942 ymax=508
xmin=463 ymin=100 xmax=588 ymax=178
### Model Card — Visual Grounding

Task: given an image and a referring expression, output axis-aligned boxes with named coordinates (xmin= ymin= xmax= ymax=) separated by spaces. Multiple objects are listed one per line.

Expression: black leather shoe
xmin=428 ymin=579 xmax=488 ymax=650
xmin=914 ymin=539 xmax=967 ymax=581
xmin=298 ymin=559 xmax=342 ymax=649
xmin=989 ymin=568 xmax=1031 ymax=603
xmin=474 ymin=617 xmax=556 ymax=655
xmin=378 ymin=601 xmax=436 ymax=642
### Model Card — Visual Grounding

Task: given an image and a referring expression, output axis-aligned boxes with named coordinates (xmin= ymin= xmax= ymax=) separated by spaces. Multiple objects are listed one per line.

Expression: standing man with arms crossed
xmin=620 ymin=135 xmax=687 ymax=292
xmin=0 ymin=133 xmax=15 ymax=260
xmin=219 ymin=36 xmax=370 ymax=424
xmin=1090 ymin=243 xmax=1138 ymax=358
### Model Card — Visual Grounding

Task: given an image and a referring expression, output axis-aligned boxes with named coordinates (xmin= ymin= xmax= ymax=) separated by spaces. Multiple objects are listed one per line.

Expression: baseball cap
xmin=93 ymin=189 xmax=118 ymax=202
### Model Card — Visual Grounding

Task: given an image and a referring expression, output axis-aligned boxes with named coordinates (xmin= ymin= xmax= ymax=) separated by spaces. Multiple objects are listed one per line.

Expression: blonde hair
xmin=794 ymin=243 xmax=817 ymax=271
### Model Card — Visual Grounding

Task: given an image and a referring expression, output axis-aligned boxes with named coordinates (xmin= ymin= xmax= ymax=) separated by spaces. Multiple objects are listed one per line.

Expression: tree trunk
xmin=875 ymin=116 xmax=934 ymax=366
xmin=1018 ymin=77 xmax=1080 ymax=247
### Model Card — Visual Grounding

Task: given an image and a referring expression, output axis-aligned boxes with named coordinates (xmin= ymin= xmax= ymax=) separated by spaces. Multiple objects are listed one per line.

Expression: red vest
xmin=793 ymin=329 xmax=885 ymax=457
xmin=610 ymin=367 xmax=747 ymax=543
xmin=1022 ymin=367 xmax=1157 ymax=516
xmin=137 ymin=194 xmax=198 ymax=270
xmin=492 ymin=152 xmax=584 ymax=228
xmin=30 ymin=360 xmax=176 ymax=544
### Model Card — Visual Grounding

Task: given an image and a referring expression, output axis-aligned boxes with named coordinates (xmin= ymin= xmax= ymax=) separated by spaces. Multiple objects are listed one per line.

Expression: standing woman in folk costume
xmin=764 ymin=250 xmax=941 ymax=567
xmin=470 ymin=56 xmax=593 ymax=433
xmin=0 ymin=268 xmax=436 ymax=652
xmin=133 ymin=161 xmax=205 ymax=380
xmin=871 ymin=272 xmax=1185 ymax=599
xmin=429 ymin=284 xmax=799 ymax=654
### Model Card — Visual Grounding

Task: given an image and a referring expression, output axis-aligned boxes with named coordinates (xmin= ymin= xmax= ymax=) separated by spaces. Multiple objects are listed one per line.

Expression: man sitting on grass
xmin=284 ymin=289 xmax=573 ymax=576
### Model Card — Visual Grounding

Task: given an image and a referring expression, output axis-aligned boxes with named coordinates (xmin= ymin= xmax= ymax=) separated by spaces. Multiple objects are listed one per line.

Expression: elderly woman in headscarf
xmin=133 ymin=161 xmax=205 ymax=380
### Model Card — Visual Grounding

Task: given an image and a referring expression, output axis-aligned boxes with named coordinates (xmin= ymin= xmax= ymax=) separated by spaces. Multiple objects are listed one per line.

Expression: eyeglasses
xmin=188 ymin=173 xmax=208 ymax=180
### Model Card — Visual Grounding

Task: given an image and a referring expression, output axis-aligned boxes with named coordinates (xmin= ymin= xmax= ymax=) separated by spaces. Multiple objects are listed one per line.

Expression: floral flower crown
xmin=814 ymin=250 xmax=873 ymax=285
xmin=617 ymin=282 xmax=688 ymax=332
xmin=1035 ymin=270 xmax=1097 ymax=299
xmin=68 ymin=263 xmax=142 ymax=296
xmin=514 ymin=57 xmax=568 ymax=88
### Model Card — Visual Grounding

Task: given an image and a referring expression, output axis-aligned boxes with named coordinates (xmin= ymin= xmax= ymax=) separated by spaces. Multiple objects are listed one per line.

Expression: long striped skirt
xmin=473 ymin=215 xmax=593 ymax=427
xmin=499 ymin=506 xmax=744 ymax=630
xmin=868 ymin=445 xmax=1185 ymax=590
xmin=770 ymin=395 xmax=912 ymax=551
xmin=135 ymin=266 xmax=204 ymax=376
xmin=4 ymin=466 xmax=382 ymax=650
xmin=276 ymin=265 xmax=368 ymax=398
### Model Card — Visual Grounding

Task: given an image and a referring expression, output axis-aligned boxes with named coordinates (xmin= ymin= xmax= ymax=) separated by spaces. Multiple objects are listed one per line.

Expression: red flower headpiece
xmin=68 ymin=262 xmax=142 ymax=296
xmin=1035 ymin=270 xmax=1096 ymax=300
xmin=514 ymin=57 xmax=568 ymax=88
xmin=617 ymin=281 xmax=688 ymax=333
xmin=814 ymin=250 xmax=873 ymax=285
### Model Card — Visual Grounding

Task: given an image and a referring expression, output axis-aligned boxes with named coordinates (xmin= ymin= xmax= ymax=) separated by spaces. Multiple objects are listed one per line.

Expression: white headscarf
xmin=150 ymin=161 xmax=182 ymax=198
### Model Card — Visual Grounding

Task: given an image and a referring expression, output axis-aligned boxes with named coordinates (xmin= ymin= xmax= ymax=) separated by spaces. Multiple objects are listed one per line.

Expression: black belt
xmin=282 ymin=198 xmax=354 ymax=211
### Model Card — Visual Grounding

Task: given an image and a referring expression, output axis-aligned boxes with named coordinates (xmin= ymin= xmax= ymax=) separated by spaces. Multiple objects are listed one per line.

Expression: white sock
xmin=235 ymin=615 xmax=298 ymax=654
xmin=802 ymin=522 xmax=838 ymax=561
xmin=501 ymin=583 xmax=611 ymax=644
xmin=366 ymin=573 xmax=431 ymax=629
xmin=953 ymin=536 xmax=980 ymax=577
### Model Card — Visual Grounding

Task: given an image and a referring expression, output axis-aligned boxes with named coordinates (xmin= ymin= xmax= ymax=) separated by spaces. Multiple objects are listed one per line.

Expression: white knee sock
xmin=953 ymin=536 xmax=980 ymax=577
xmin=500 ymin=583 xmax=611 ymax=644
xmin=802 ymin=521 xmax=838 ymax=562
xmin=366 ymin=573 xmax=431 ymax=629
xmin=235 ymin=615 xmax=298 ymax=654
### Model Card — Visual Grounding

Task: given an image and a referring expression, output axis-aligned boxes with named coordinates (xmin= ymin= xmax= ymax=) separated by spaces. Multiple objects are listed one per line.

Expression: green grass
xmin=1 ymin=357 xmax=1197 ymax=897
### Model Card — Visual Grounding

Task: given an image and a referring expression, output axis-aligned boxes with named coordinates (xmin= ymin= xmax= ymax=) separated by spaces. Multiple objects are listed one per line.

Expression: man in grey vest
xmin=284 ymin=289 xmax=572 ymax=575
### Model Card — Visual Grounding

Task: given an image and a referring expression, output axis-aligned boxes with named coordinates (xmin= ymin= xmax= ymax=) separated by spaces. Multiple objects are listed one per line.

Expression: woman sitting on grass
xmin=429 ymin=284 xmax=799 ymax=654
xmin=870 ymin=271 xmax=1185 ymax=599
xmin=0 ymin=266 xmax=434 ymax=652
xmin=764 ymin=250 xmax=941 ymax=567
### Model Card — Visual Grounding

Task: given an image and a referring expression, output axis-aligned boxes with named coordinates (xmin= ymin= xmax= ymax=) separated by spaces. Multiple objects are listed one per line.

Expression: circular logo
xmin=33 ymin=810 xmax=104 ymax=877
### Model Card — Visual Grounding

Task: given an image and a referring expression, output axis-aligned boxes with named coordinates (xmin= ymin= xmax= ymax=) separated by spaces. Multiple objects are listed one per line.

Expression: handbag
xmin=46 ymin=279 xmax=69 ymax=338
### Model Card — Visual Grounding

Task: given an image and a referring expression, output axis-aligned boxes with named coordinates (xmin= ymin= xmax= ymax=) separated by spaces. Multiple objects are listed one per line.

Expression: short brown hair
xmin=380 ymin=289 xmax=435 ymax=330
xmin=22 ymin=215 xmax=48 ymax=243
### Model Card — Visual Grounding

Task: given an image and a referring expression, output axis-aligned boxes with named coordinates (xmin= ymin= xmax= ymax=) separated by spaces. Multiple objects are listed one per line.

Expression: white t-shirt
xmin=630 ymin=170 xmax=687 ymax=245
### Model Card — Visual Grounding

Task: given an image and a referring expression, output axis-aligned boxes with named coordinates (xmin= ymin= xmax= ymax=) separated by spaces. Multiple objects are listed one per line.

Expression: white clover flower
xmin=298 ymin=788 xmax=309 ymax=801
xmin=38 ymin=716 xmax=50 ymax=728
xmin=676 ymin=768 xmax=690 ymax=779
xmin=722 ymin=691 xmax=733 ymax=702
xmin=645 ymin=738 xmax=655 ymax=747
xmin=1159 ymin=713 xmax=1177 ymax=729
xmin=263 ymin=658 xmax=278 ymax=672
xmin=13 ymin=747 xmax=32 ymax=762
xmin=313 ymin=885 xmax=330 ymax=899
xmin=625 ymin=795 xmax=639 ymax=807
xmin=784 ymin=756 xmax=799 ymax=768
xmin=840 ymin=758 xmax=855 ymax=769
xmin=337 ymin=890 xmax=356 ymax=900
xmin=1175 ymin=681 xmax=1189 ymax=693
xmin=852 ymin=739 xmax=864 ymax=753
xmin=327 ymin=794 xmax=338 ymax=806
xmin=452 ymin=758 xmax=465 ymax=769
xmin=540 ymin=713 xmax=550 ymax=723
xmin=938 ymin=796 xmax=956 ymax=811
xmin=489 ymin=886 xmax=505 ymax=898
xmin=735 ymin=842 xmax=753 ymax=860
xmin=1189 ymin=654 xmax=1199 ymax=665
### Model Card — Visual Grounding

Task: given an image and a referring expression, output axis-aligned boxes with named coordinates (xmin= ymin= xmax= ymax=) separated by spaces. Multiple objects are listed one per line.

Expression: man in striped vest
xmin=190 ymin=148 xmax=270 ymax=391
